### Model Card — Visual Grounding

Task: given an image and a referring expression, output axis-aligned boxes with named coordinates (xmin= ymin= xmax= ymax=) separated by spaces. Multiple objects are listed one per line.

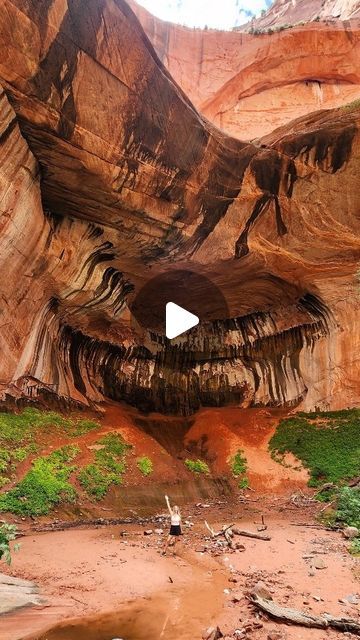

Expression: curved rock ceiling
xmin=0 ymin=0 xmax=359 ymax=415
xmin=129 ymin=0 xmax=360 ymax=139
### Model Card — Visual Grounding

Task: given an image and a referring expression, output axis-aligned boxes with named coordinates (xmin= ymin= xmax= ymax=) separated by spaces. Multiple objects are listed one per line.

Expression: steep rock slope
xmin=254 ymin=0 xmax=360 ymax=26
xmin=0 ymin=0 xmax=359 ymax=415
xmin=129 ymin=0 xmax=360 ymax=139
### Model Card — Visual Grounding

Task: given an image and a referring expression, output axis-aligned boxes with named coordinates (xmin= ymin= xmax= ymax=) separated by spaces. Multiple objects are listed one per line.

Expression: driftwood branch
xmin=204 ymin=520 xmax=216 ymax=536
xmin=204 ymin=522 xmax=271 ymax=550
xmin=232 ymin=527 xmax=271 ymax=541
xmin=250 ymin=592 xmax=360 ymax=635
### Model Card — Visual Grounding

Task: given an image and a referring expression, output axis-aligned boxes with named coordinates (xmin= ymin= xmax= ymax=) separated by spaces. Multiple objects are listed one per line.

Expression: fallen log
xmin=250 ymin=592 xmax=360 ymax=635
xmin=324 ymin=615 xmax=360 ymax=634
xmin=232 ymin=527 xmax=271 ymax=541
xmin=250 ymin=592 xmax=327 ymax=628
xmin=204 ymin=521 xmax=271 ymax=548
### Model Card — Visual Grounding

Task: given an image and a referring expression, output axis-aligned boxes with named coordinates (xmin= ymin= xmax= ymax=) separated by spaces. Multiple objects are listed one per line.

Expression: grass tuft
xmin=78 ymin=433 xmax=131 ymax=500
xmin=137 ymin=456 xmax=153 ymax=476
xmin=185 ymin=458 xmax=210 ymax=474
xmin=231 ymin=450 xmax=247 ymax=476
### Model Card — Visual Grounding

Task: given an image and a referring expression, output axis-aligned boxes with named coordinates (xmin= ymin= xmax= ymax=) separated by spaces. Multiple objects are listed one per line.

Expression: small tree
xmin=0 ymin=522 xmax=20 ymax=565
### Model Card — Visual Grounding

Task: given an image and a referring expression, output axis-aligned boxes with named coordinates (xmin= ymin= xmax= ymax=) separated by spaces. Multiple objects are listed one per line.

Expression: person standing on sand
xmin=162 ymin=494 xmax=182 ymax=556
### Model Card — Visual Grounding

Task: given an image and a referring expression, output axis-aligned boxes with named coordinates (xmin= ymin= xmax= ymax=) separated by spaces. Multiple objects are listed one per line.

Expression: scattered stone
xmin=154 ymin=528 xmax=164 ymax=535
xmin=343 ymin=526 xmax=359 ymax=539
xmin=253 ymin=580 xmax=273 ymax=601
xmin=202 ymin=626 xmax=223 ymax=640
xmin=267 ymin=632 xmax=286 ymax=640
xmin=143 ymin=529 xmax=153 ymax=536
xmin=313 ymin=557 xmax=327 ymax=570
xmin=343 ymin=594 xmax=359 ymax=604
xmin=231 ymin=592 xmax=242 ymax=603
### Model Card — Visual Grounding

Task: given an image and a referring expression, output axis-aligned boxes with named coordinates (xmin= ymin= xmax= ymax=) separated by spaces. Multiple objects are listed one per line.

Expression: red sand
xmin=1 ymin=499 xmax=359 ymax=640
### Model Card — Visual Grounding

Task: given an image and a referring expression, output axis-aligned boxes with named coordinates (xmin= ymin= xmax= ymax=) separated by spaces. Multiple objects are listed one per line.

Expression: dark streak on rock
xmin=279 ymin=123 xmax=357 ymax=173
xmin=0 ymin=116 xmax=17 ymax=145
xmin=30 ymin=0 xmax=107 ymax=140
xmin=235 ymin=194 xmax=271 ymax=258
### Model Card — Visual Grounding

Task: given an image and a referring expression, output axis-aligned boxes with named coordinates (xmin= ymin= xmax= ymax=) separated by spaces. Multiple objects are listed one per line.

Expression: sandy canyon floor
xmin=1 ymin=497 xmax=359 ymax=640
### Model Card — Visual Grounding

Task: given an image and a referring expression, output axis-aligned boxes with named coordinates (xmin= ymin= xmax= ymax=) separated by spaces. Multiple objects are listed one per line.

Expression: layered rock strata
xmin=129 ymin=0 xmax=360 ymax=139
xmin=0 ymin=0 xmax=359 ymax=415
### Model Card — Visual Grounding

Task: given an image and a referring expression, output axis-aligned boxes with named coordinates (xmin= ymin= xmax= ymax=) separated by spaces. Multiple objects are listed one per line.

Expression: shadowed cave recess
xmin=0 ymin=0 xmax=359 ymax=417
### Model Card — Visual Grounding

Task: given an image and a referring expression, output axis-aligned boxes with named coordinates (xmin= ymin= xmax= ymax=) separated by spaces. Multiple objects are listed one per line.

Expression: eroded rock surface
xmin=129 ymin=0 xmax=360 ymax=139
xmin=0 ymin=0 xmax=359 ymax=415
xmin=0 ymin=573 xmax=42 ymax=615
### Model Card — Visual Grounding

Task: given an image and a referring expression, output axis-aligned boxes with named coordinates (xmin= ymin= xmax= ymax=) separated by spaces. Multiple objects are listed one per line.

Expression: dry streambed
xmin=1 ymin=502 xmax=359 ymax=640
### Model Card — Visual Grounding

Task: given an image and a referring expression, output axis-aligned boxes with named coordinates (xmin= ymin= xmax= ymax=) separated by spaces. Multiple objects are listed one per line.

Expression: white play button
xmin=166 ymin=302 xmax=199 ymax=339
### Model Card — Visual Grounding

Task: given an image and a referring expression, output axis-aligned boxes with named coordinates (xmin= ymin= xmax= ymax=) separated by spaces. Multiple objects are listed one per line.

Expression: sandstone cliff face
xmin=129 ymin=0 xmax=360 ymax=139
xmin=0 ymin=0 xmax=359 ymax=415
xmin=254 ymin=0 xmax=360 ymax=26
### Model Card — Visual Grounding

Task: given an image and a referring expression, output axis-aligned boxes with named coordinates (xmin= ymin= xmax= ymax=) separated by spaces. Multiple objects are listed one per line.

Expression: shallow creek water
xmin=29 ymin=558 xmax=226 ymax=640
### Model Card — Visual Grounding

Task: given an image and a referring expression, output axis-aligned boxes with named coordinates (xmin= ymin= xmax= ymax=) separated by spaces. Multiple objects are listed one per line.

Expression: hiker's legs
xmin=163 ymin=534 xmax=172 ymax=555
xmin=172 ymin=536 xmax=178 ymax=556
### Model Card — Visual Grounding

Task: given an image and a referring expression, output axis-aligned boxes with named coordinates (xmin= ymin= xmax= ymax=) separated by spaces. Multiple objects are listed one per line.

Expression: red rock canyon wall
xmin=0 ymin=0 xmax=359 ymax=415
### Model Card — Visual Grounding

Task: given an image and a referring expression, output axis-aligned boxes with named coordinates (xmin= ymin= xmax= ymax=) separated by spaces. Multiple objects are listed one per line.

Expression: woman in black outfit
xmin=162 ymin=494 xmax=182 ymax=556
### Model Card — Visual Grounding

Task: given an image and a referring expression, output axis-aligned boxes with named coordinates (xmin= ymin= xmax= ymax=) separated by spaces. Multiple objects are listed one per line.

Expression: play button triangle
xmin=166 ymin=302 xmax=199 ymax=339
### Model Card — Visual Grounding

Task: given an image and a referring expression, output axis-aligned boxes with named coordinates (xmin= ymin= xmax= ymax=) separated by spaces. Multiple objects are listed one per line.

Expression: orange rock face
xmin=0 ymin=0 xmax=359 ymax=415
xmin=129 ymin=0 xmax=360 ymax=139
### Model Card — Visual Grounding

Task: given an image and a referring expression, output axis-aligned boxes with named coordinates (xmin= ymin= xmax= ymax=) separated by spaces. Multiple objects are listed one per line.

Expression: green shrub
xmin=0 ymin=523 xmax=20 ymax=565
xmin=137 ymin=456 xmax=153 ymax=476
xmin=78 ymin=464 xmax=121 ymax=500
xmin=350 ymin=537 xmax=360 ymax=555
xmin=0 ymin=449 xmax=10 ymax=472
xmin=269 ymin=411 xmax=360 ymax=486
xmin=336 ymin=487 xmax=360 ymax=529
xmin=13 ymin=444 xmax=38 ymax=463
xmin=231 ymin=450 xmax=247 ymax=476
xmin=239 ymin=477 xmax=250 ymax=489
xmin=0 ymin=445 xmax=79 ymax=516
xmin=185 ymin=459 xmax=210 ymax=474
xmin=78 ymin=433 xmax=131 ymax=500
xmin=335 ymin=487 xmax=360 ymax=555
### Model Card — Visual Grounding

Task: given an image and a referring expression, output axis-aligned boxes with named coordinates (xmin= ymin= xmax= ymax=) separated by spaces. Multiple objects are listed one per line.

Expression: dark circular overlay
xmin=129 ymin=270 xmax=229 ymax=336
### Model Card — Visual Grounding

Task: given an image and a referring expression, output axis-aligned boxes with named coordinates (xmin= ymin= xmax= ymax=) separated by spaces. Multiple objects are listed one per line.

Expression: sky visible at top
xmin=136 ymin=0 xmax=273 ymax=29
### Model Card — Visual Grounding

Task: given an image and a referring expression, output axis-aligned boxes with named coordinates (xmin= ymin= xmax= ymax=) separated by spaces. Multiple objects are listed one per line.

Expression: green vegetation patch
xmin=0 ymin=408 xmax=99 ymax=487
xmin=78 ymin=432 xmax=131 ymax=500
xmin=341 ymin=98 xmax=360 ymax=112
xmin=231 ymin=450 xmax=247 ymax=476
xmin=238 ymin=477 xmax=250 ymax=489
xmin=335 ymin=487 xmax=360 ymax=555
xmin=185 ymin=458 xmax=210 ymax=474
xmin=0 ymin=522 xmax=20 ymax=565
xmin=230 ymin=449 xmax=249 ymax=490
xmin=137 ymin=456 xmax=153 ymax=476
xmin=336 ymin=487 xmax=360 ymax=530
xmin=0 ymin=445 xmax=79 ymax=516
xmin=269 ymin=410 xmax=360 ymax=486
xmin=0 ymin=408 xmax=98 ymax=445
